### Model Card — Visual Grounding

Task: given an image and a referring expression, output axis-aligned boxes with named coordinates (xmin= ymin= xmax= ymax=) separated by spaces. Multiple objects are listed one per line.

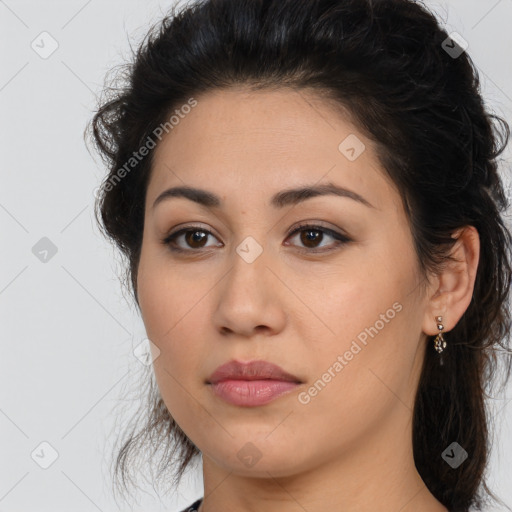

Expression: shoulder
xmin=178 ymin=497 xmax=203 ymax=512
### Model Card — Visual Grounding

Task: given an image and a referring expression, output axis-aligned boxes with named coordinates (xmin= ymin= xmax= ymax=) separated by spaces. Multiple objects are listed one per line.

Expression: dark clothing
xmin=179 ymin=497 xmax=203 ymax=512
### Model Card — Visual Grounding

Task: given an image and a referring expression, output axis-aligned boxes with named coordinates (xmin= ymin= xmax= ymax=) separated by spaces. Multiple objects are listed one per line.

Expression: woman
xmin=87 ymin=0 xmax=512 ymax=511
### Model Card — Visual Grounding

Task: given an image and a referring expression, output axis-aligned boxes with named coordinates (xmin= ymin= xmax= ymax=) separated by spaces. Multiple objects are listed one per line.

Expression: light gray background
xmin=1 ymin=1 xmax=511 ymax=511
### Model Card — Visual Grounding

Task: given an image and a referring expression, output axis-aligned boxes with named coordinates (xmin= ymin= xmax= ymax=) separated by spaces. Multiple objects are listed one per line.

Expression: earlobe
xmin=421 ymin=225 xmax=480 ymax=336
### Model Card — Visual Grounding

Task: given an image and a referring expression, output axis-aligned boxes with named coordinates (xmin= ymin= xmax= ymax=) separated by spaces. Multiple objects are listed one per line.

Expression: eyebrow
xmin=152 ymin=182 xmax=375 ymax=210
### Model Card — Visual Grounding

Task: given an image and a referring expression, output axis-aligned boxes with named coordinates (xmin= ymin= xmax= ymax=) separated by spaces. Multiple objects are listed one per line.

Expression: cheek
xmin=138 ymin=277 xmax=206 ymax=431
xmin=138 ymin=270 xmax=201 ymax=378
xmin=137 ymin=251 xmax=209 ymax=405
xmin=293 ymin=306 xmax=418 ymax=456
xmin=137 ymin=252 xmax=203 ymax=342
xmin=301 ymin=254 xmax=404 ymax=350
xmin=298 ymin=238 xmax=421 ymax=406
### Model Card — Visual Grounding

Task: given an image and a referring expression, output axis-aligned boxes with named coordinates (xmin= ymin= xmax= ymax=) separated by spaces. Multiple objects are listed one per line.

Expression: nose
xmin=212 ymin=245 xmax=287 ymax=338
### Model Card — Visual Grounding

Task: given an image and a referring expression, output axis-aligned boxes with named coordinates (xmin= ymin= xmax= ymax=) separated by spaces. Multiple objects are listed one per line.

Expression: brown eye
xmin=162 ymin=227 xmax=221 ymax=253
xmin=162 ymin=223 xmax=351 ymax=255
xmin=285 ymin=224 xmax=351 ymax=253
xmin=298 ymin=228 xmax=324 ymax=249
xmin=184 ymin=230 xmax=209 ymax=249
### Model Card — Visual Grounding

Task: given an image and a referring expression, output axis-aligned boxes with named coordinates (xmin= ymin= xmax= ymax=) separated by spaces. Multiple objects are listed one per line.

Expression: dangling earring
xmin=434 ymin=315 xmax=447 ymax=365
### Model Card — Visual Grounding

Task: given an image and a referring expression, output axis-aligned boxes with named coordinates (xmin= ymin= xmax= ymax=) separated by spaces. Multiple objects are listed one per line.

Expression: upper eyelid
xmin=166 ymin=222 xmax=343 ymax=237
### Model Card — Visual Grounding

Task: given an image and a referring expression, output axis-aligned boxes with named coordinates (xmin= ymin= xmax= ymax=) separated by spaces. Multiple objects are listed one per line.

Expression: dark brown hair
xmin=86 ymin=1 xmax=512 ymax=510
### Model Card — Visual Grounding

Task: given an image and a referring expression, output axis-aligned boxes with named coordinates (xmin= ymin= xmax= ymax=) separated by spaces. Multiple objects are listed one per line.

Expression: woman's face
xmin=137 ymin=87 xmax=432 ymax=477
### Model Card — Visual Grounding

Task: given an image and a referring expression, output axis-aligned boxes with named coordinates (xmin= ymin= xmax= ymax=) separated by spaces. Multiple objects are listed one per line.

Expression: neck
xmin=198 ymin=403 xmax=448 ymax=512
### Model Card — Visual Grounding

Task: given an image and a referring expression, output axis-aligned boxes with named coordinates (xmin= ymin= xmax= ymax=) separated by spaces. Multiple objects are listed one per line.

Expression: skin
xmin=136 ymin=86 xmax=480 ymax=512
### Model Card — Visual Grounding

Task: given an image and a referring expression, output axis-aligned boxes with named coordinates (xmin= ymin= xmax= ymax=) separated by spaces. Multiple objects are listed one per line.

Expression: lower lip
xmin=208 ymin=379 xmax=300 ymax=407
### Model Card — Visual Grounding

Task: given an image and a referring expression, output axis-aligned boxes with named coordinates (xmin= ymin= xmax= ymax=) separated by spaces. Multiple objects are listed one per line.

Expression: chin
xmin=204 ymin=438 xmax=311 ymax=477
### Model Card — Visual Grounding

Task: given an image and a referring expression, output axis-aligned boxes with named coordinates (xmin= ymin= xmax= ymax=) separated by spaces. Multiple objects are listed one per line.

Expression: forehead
xmin=153 ymin=86 xmax=362 ymax=161
xmin=147 ymin=87 xmax=395 ymax=212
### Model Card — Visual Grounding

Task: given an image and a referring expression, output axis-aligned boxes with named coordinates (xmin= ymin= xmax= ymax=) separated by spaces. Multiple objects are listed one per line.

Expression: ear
xmin=421 ymin=226 xmax=480 ymax=336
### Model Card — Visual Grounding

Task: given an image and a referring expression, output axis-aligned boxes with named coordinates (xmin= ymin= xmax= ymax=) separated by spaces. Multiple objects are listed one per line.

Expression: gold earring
xmin=434 ymin=315 xmax=447 ymax=354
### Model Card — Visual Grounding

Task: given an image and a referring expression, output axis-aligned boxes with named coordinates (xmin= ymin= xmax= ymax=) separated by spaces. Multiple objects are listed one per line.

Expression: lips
xmin=206 ymin=359 xmax=302 ymax=385
xmin=206 ymin=359 xmax=303 ymax=407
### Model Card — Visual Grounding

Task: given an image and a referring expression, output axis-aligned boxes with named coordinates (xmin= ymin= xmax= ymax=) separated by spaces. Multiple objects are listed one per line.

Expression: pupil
xmin=302 ymin=229 xmax=321 ymax=247
xmin=188 ymin=231 xmax=206 ymax=247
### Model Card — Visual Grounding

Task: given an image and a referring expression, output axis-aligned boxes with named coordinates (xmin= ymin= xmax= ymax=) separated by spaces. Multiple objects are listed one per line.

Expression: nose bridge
xmin=228 ymin=231 xmax=270 ymax=294
xmin=225 ymin=204 xmax=271 ymax=264
xmin=214 ymin=232 xmax=276 ymax=322
xmin=217 ymin=202 xmax=282 ymax=293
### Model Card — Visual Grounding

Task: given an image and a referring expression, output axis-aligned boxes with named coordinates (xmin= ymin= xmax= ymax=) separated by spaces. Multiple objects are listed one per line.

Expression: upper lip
xmin=207 ymin=359 xmax=302 ymax=384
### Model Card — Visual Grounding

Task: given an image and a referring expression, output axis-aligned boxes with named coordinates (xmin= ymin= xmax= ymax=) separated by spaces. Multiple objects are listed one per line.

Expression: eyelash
xmin=161 ymin=222 xmax=352 ymax=255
